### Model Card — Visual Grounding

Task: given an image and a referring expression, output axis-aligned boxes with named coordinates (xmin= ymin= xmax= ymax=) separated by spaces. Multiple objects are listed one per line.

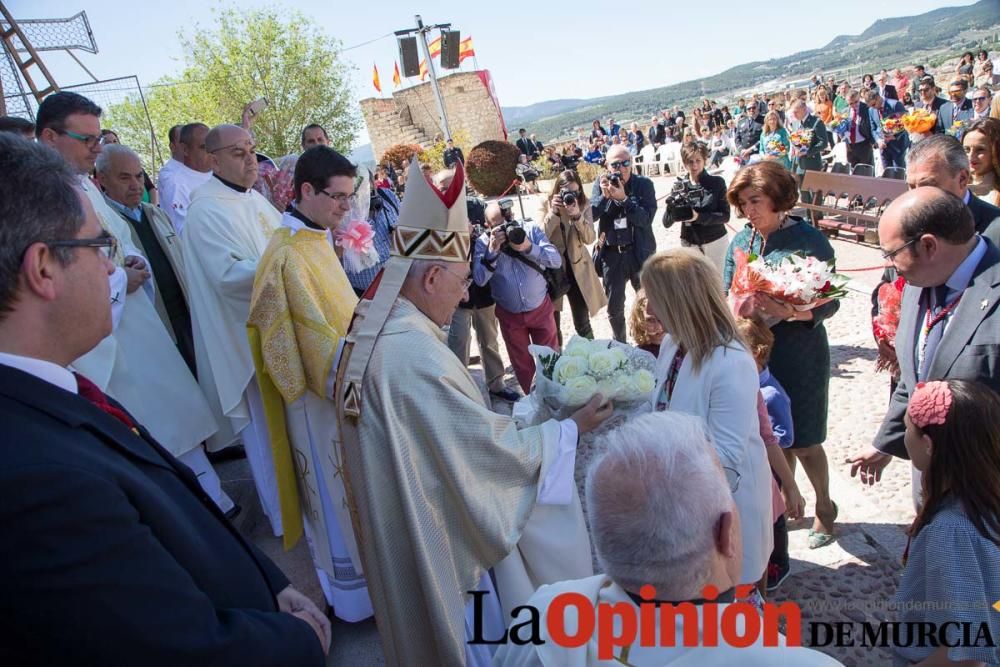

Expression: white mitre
xmin=337 ymin=158 xmax=471 ymax=419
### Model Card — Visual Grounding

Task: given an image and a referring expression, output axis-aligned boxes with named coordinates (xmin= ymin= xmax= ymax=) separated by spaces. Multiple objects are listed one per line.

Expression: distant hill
xmin=508 ymin=0 xmax=1000 ymax=142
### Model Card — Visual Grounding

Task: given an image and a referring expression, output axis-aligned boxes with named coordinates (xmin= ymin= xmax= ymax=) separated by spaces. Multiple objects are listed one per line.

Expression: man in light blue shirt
xmin=473 ymin=201 xmax=562 ymax=392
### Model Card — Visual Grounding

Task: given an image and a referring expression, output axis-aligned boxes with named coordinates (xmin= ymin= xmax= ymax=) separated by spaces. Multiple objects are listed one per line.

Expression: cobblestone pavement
xmin=229 ymin=173 xmax=915 ymax=665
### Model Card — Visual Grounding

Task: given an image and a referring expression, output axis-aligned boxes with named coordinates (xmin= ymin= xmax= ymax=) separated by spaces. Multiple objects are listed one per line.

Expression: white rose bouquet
xmin=527 ymin=337 xmax=657 ymax=414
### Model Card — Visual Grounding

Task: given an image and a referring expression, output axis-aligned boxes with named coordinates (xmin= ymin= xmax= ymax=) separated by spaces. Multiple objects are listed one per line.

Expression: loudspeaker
xmin=399 ymin=37 xmax=420 ymax=78
xmin=440 ymin=30 xmax=461 ymax=70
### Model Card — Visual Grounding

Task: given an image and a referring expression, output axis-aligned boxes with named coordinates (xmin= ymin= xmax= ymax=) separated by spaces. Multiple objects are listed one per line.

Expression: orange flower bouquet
xmin=900 ymin=109 xmax=936 ymax=134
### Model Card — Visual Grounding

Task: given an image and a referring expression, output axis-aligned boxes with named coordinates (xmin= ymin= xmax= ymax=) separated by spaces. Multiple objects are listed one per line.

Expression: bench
xmin=798 ymin=170 xmax=907 ymax=244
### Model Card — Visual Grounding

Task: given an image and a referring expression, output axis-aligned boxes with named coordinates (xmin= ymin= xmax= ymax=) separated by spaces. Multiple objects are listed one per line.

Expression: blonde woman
xmin=542 ymin=169 xmax=606 ymax=344
xmin=641 ymin=248 xmax=773 ymax=595
xmin=757 ymin=110 xmax=791 ymax=169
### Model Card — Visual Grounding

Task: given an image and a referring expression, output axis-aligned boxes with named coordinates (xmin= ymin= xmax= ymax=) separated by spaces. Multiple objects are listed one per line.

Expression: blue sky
xmin=15 ymin=0 xmax=976 ymax=147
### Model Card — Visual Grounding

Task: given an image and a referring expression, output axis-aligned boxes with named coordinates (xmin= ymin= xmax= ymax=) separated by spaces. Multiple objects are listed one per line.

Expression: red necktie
xmin=73 ymin=372 xmax=138 ymax=432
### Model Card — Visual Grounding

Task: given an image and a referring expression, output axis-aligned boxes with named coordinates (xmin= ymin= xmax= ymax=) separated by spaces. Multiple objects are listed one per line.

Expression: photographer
xmin=473 ymin=201 xmax=562 ymax=393
xmin=661 ymin=143 xmax=730 ymax=273
xmin=437 ymin=171 xmax=519 ymax=403
xmin=590 ymin=145 xmax=657 ymax=343
xmin=543 ymin=170 xmax=607 ymax=345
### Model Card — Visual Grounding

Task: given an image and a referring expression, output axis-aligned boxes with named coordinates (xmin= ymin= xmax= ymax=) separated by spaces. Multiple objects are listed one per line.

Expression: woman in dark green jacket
xmin=724 ymin=161 xmax=840 ymax=549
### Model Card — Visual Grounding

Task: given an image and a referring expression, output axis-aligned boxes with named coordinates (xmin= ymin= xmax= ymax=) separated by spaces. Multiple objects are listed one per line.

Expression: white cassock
xmin=182 ymin=175 xmax=282 ymax=535
xmin=159 ymin=161 xmax=211 ymax=235
xmin=73 ymin=178 xmax=231 ymax=512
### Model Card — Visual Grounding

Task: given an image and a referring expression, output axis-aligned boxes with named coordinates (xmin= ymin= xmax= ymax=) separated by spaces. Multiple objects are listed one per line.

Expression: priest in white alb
xmin=35 ymin=91 xmax=229 ymax=512
xmin=335 ymin=160 xmax=611 ymax=666
xmin=183 ymin=124 xmax=283 ymax=535
xmin=247 ymin=146 xmax=371 ymax=622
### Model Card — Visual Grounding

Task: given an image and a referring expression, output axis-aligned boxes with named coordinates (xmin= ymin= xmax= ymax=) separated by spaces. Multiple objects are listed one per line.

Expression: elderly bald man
xmin=181 ymin=124 xmax=285 ymax=534
xmin=849 ymin=187 xmax=1000 ymax=510
xmin=589 ymin=144 xmax=657 ymax=342
xmin=496 ymin=411 xmax=838 ymax=665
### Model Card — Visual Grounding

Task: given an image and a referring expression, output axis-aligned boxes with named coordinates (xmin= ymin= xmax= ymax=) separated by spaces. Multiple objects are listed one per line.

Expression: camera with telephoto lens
xmin=665 ymin=178 xmax=706 ymax=223
xmin=496 ymin=198 xmax=527 ymax=245
xmin=559 ymin=188 xmax=578 ymax=207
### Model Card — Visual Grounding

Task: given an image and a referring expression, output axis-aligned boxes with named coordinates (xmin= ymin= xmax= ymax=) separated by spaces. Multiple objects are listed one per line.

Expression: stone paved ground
xmin=222 ymin=172 xmax=916 ymax=666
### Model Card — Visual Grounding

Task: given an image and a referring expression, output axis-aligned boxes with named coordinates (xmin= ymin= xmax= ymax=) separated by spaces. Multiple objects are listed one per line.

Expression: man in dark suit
xmin=531 ymin=133 xmax=544 ymax=154
xmin=866 ymin=91 xmax=909 ymax=169
xmin=875 ymin=69 xmax=898 ymax=102
xmin=647 ymin=116 xmax=666 ymax=147
xmin=515 ymin=128 xmax=537 ymax=159
xmin=935 ymin=79 xmax=975 ymax=136
xmin=849 ymin=188 xmax=1000 ymax=509
xmin=789 ymin=99 xmax=828 ymax=175
xmin=844 ymin=89 xmax=884 ymax=169
xmin=0 ymin=136 xmax=328 ymax=664
xmin=914 ymin=77 xmax=947 ymax=112
xmin=442 ymin=138 xmax=464 ymax=168
xmin=735 ymin=106 xmax=764 ymax=161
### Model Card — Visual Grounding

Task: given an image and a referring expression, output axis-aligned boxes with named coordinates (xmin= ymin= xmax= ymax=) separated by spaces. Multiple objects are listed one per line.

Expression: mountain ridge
xmin=503 ymin=0 xmax=1000 ymax=141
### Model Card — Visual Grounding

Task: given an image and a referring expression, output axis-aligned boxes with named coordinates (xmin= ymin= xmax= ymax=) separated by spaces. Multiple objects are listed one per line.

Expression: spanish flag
xmin=392 ymin=61 xmax=401 ymax=87
xmin=372 ymin=63 xmax=381 ymax=93
xmin=459 ymin=36 xmax=475 ymax=63
xmin=419 ymin=59 xmax=428 ymax=81
xmin=427 ymin=36 xmax=441 ymax=59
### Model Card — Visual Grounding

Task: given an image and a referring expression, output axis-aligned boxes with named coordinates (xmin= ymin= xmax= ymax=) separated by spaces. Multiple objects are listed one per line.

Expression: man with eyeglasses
xmin=0 ymin=133 xmax=329 ymax=665
xmin=935 ymin=79 xmax=975 ymax=138
xmin=591 ymin=145 xmax=657 ymax=342
xmin=35 ymin=92 xmax=230 ymax=512
xmin=159 ymin=122 xmax=212 ymax=235
xmin=913 ymin=76 xmax=947 ymax=113
xmin=971 ymin=86 xmax=992 ymax=121
xmin=849 ymin=188 xmax=1000 ymax=512
xmin=248 ymin=146 xmax=372 ymax=624
xmin=183 ymin=124 xmax=285 ymax=536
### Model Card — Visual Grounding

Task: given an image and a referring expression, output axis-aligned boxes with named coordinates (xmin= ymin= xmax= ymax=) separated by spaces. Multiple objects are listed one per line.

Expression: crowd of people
xmin=1 ymin=47 xmax=1000 ymax=666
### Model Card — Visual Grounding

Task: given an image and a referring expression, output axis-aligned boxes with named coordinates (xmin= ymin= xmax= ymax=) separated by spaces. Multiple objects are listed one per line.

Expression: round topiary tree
xmin=381 ymin=143 xmax=423 ymax=167
xmin=466 ymin=140 xmax=520 ymax=197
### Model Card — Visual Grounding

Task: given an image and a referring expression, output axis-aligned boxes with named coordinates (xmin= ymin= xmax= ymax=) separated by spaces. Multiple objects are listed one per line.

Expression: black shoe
xmin=766 ymin=562 xmax=790 ymax=592
xmin=207 ymin=445 xmax=246 ymax=463
xmin=489 ymin=388 xmax=521 ymax=403
xmin=224 ymin=504 xmax=242 ymax=521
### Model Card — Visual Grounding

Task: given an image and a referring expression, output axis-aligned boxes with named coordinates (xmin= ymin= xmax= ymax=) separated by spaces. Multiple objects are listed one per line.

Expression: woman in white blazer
xmin=642 ymin=249 xmax=773 ymax=589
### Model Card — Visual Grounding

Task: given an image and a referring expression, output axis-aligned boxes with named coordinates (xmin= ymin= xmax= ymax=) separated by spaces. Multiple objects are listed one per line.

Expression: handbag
xmin=503 ymin=247 xmax=572 ymax=300
xmin=591 ymin=239 xmax=605 ymax=278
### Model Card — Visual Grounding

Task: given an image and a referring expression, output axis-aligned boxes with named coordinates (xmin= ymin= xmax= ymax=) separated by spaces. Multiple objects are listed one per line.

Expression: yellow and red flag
xmin=372 ymin=63 xmax=381 ymax=93
xmin=419 ymin=59 xmax=428 ymax=81
xmin=427 ymin=36 xmax=441 ymax=59
xmin=392 ymin=61 xmax=401 ymax=87
xmin=459 ymin=36 xmax=475 ymax=63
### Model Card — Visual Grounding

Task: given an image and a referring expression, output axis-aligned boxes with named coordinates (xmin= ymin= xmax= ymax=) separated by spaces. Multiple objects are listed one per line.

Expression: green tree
xmin=105 ymin=6 xmax=358 ymax=171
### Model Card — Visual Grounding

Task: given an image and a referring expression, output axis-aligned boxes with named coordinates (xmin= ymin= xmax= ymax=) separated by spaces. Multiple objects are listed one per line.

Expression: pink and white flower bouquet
xmin=729 ymin=248 xmax=849 ymax=318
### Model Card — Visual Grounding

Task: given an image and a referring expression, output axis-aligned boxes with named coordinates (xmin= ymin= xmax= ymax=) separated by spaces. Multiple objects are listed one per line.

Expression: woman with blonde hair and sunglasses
xmin=641 ymin=248 xmax=773 ymax=602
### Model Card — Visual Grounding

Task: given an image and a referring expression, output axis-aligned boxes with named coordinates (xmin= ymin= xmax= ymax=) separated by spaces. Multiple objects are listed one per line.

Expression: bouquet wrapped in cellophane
xmin=513 ymin=337 xmax=656 ymax=424
xmin=873 ymin=276 xmax=906 ymax=374
xmin=728 ymin=248 xmax=849 ymax=320
xmin=900 ymin=109 xmax=936 ymax=134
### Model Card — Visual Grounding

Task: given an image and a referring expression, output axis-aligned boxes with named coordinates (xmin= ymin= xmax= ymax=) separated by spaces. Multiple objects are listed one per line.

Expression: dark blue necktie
xmin=918 ymin=284 xmax=950 ymax=381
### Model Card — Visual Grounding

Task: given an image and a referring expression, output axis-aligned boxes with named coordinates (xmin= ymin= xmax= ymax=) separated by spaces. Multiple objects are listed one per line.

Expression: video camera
xmin=496 ymin=198 xmax=527 ymax=245
xmin=665 ymin=178 xmax=706 ymax=222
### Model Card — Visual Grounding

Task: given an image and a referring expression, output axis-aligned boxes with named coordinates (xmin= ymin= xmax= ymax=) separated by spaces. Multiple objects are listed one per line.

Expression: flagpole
xmin=415 ymin=14 xmax=452 ymax=142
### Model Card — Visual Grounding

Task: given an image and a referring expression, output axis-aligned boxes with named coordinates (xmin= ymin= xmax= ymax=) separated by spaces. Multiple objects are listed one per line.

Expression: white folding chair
xmin=638 ymin=145 xmax=659 ymax=177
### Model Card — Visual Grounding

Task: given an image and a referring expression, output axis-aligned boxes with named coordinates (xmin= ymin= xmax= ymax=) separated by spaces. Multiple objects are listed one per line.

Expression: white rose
xmin=563 ymin=375 xmax=598 ymax=406
xmin=563 ymin=336 xmax=592 ymax=358
xmin=588 ymin=349 xmax=617 ymax=377
xmin=630 ymin=369 xmax=656 ymax=395
xmin=596 ymin=375 xmax=623 ymax=402
xmin=554 ymin=354 xmax=590 ymax=384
